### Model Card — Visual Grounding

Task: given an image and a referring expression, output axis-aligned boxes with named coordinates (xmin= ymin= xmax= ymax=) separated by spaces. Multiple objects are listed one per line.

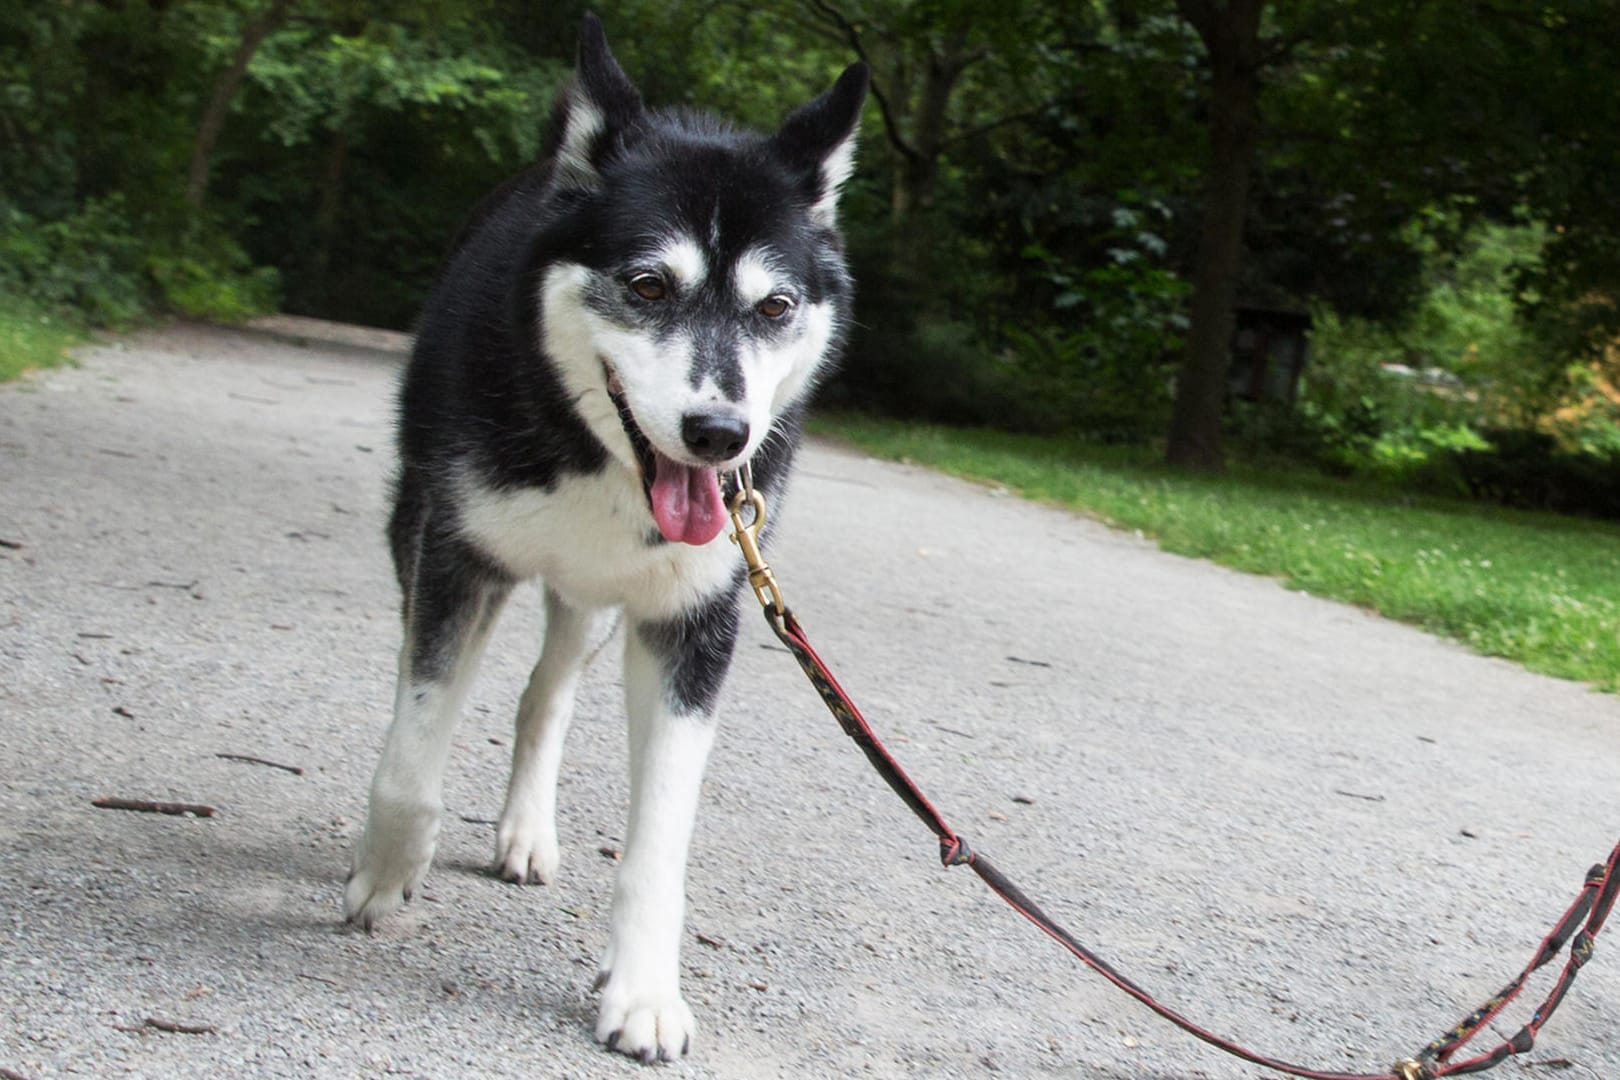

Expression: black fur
xmin=355 ymin=14 xmax=868 ymax=1059
xmin=391 ymin=19 xmax=866 ymax=675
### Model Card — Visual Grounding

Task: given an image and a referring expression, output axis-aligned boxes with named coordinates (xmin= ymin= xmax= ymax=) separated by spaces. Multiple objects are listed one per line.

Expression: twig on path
xmin=0 ymin=538 xmax=22 ymax=550
xmin=92 ymin=798 xmax=218 ymax=818
xmin=143 ymin=1017 xmax=216 ymax=1035
xmin=113 ymin=1017 xmax=214 ymax=1035
xmin=215 ymin=752 xmax=303 ymax=776
xmin=1333 ymin=789 xmax=1387 ymax=803
xmin=297 ymin=972 xmax=341 ymax=987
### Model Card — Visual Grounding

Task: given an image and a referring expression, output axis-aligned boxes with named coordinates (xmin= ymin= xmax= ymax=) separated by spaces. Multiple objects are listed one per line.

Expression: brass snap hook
xmin=728 ymin=484 xmax=785 ymax=615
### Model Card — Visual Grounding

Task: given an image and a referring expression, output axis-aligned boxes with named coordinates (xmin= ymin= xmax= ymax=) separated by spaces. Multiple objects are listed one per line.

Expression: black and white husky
xmin=343 ymin=13 xmax=867 ymax=1065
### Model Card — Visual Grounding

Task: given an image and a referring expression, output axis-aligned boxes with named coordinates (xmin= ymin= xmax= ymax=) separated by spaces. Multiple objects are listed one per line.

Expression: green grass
xmin=0 ymin=296 xmax=83 ymax=382
xmin=815 ymin=415 xmax=1620 ymax=692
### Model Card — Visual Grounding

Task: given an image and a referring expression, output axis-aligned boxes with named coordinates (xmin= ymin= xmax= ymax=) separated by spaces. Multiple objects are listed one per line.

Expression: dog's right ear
xmin=547 ymin=12 xmax=644 ymax=189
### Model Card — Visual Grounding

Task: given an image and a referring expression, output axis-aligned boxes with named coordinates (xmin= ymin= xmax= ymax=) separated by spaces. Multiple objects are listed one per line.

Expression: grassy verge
xmin=0 ymin=296 xmax=84 ymax=382
xmin=815 ymin=415 xmax=1620 ymax=692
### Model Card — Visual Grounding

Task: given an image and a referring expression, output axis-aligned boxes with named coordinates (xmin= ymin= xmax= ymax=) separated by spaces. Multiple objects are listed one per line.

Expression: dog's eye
xmin=756 ymin=295 xmax=793 ymax=319
xmin=629 ymin=274 xmax=668 ymax=302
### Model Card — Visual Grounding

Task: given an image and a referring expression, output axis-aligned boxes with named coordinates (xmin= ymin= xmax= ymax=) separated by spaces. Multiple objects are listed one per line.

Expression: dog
xmin=343 ymin=13 xmax=867 ymax=1064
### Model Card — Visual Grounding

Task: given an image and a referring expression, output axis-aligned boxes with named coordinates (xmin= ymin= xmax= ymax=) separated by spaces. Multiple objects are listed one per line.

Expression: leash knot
xmin=940 ymin=834 xmax=973 ymax=868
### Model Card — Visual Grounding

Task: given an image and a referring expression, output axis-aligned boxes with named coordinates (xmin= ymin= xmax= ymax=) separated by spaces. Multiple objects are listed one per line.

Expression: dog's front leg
xmin=595 ymin=593 xmax=738 ymax=1062
xmin=494 ymin=589 xmax=619 ymax=885
xmin=346 ymin=546 xmax=511 ymax=930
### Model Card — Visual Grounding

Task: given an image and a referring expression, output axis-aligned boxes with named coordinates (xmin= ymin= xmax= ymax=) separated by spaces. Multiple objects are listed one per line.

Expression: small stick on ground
xmin=215 ymin=752 xmax=303 ymax=776
xmin=93 ymin=798 xmax=218 ymax=818
xmin=143 ymin=1017 xmax=216 ymax=1035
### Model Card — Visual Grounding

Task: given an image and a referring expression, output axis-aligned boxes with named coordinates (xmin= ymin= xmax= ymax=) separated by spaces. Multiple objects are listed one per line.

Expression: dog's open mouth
xmin=603 ymin=361 xmax=728 ymax=546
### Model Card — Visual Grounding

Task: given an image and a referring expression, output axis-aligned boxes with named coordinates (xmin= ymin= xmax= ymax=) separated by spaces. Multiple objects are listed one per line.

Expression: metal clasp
xmin=728 ymin=482 xmax=785 ymax=616
xmin=1392 ymin=1059 xmax=1429 ymax=1080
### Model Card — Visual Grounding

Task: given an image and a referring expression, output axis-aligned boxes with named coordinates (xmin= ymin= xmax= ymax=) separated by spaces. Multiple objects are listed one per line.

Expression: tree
xmin=185 ymin=0 xmax=293 ymax=208
xmin=1165 ymin=0 xmax=1265 ymax=471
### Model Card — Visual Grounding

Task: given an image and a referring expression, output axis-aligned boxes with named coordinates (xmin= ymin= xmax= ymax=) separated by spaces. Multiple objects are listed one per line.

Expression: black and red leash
xmin=727 ymin=485 xmax=1618 ymax=1080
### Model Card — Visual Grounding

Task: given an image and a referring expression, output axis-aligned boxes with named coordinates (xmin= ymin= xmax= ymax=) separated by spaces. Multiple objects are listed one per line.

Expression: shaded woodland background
xmin=4 ymin=0 xmax=1620 ymax=507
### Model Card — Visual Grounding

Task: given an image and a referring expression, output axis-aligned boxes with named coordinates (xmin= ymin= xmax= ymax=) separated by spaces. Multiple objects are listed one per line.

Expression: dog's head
xmin=534 ymin=14 xmax=868 ymax=546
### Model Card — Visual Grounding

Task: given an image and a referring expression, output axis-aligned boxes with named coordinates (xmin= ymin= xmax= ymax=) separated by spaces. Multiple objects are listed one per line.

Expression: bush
xmin=0 ymin=199 xmax=148 ymax=324
xmin=1445 ymin=429 xmax=1620 ymax=518
xmin=0 ymin=197 xmax=279 ymax=326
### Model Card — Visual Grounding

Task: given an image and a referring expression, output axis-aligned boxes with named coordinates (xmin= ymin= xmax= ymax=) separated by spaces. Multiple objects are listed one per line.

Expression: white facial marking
xmin=540 ymin=261 xmax=704 ymax=468
xmin=732 ymin=247 xmax=782 ymax=307
xmin=732 ymin=298 xmax=836 ymax=463
xmin=653 ymin=235 xmax=707 ymax=292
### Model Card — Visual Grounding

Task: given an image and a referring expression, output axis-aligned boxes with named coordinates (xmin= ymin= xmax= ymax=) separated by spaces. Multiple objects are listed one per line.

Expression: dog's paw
xmin=492 ymin=811 xmax=559 ymax=885
xmin=343 ymin=808 xmax=439 ymax=930
xmin=594 ymin=974 xmax=695 ymax=1064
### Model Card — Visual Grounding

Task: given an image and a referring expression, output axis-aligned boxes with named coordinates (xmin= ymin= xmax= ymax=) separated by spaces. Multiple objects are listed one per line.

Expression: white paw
xmin=343 ymin=802 xmax=439 ymax=931
xmin=595 ymin=975 xmax=695 ymax=1064
xmin=493 ymin=810 xmax=559 ymax=885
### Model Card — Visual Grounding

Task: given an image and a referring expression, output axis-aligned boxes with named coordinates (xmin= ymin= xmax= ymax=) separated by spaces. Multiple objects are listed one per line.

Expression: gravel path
xmin=2 ymin=323 xmax=1616 ymax=1080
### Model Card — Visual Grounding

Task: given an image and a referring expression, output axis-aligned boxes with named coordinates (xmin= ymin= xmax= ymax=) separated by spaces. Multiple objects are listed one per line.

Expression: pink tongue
xmin=649 ymin=454 xmax=727 ymax=545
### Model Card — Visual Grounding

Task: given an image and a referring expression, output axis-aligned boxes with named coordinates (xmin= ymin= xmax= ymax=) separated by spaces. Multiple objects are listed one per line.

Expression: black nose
xmin=681 ymin=410 xmax=750 ymax=463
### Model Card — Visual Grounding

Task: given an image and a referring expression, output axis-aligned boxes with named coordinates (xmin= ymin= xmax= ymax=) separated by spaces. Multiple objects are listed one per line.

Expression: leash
xmin=726 ymin=479 xmax=1619 ymax=1080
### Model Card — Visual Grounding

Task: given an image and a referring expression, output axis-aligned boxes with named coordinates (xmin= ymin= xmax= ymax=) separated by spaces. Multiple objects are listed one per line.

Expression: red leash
xmin=727 ymin=488 xmax=1618 ymax=1080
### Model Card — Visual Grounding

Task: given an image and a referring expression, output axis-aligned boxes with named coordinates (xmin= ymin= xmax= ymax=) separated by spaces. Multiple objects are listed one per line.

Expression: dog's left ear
xmin=549 ymin=12 xmax=645 ymax=189
xmin=772 ymin=63 xmax=869 ymax=229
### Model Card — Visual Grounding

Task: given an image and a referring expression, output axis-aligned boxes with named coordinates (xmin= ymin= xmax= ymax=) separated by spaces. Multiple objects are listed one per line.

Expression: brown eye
xmin=630 ymin=273 xmax=667 ymax=301
xmin=756 ymin=295 xmax=792 ymax=318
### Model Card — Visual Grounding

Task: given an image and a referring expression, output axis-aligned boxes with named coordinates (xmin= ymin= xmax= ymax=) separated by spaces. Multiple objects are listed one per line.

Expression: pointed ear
xmin=771 ymin=63 xmax=869 ymax=229
xmin=549 ymin=12 xmax=644 ymax=189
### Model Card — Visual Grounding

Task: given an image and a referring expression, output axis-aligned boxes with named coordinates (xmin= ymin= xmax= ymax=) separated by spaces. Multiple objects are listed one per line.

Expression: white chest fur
xmin=454 ymin=466 xmax=739 ymax=619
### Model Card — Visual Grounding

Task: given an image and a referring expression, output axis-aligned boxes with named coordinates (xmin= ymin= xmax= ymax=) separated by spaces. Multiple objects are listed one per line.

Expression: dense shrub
xmin=0 ymin=199 xmax=279 ymax=326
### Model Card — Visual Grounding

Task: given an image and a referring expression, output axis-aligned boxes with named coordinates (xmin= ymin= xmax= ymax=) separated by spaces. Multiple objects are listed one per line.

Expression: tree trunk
xmin=893 ymin=33 xmax=969 ymax=224
xmin=1166 ymin=0 xmax=1265 ymax=471
xmin=308 ymin=125 xmax=349 ymax=293
xmin=184 ymin=0 xmax=292 ymax=209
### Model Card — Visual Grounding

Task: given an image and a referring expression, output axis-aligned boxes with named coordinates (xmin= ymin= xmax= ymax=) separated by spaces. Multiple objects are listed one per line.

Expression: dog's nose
xmin=681 ymin=409 xmax=750 ymax=463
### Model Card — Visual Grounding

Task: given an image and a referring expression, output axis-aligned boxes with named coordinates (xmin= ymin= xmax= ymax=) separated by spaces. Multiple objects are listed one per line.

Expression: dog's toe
xmin=493 ymin=816 xmax=559 ymax=886
xmin=595 ymin=985 xmax=694 ymax=1065
xmin=344 ymin=844 xmax=432 ymax=929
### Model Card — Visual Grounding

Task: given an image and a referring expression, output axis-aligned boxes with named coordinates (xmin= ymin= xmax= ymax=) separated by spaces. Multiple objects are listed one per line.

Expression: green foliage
xmin=5 ymin=0 xmax=1620 ymax=522
xmin=1003 ymin=205 xmax=1191 ymax=439
xmin=224 ymin=16 xmax=566 ymax=325
xmin=0 ymin=197 xmax=278 ymax=326
xmin=819 ymin=414 xmax=1620 ymax=692
xmin=0 ymin=200 xmax=148 ymax=325
xmin=0 ymin=293 xmax=83 ymax=383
